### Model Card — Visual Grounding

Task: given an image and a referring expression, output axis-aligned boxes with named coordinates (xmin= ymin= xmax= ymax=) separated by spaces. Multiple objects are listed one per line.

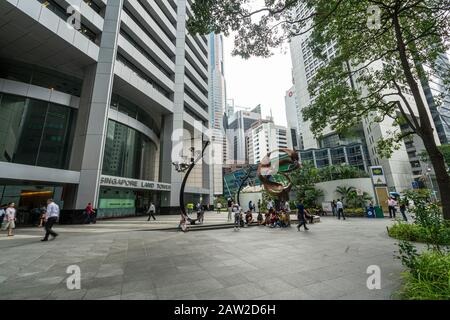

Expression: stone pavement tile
xmin=215 ymin=273 xmax=249 ymax=288
xmin=83 ymin=284 xmax=123 ymax=300
xmin=299 ymin=281 xmax=348 ymax=300
xmin=95 ymin=263 xmax=125 ymax=278
xmin=121 ymin=291 xmax=157 ymax=300
xmin=3 ymin=284 xmax=56 ymax=300
xmin=153 ymin=270 xmax=213 ymax=288
xmin=226 ymin=283 xmax=268 ymax=300
xmin=254 ymin=279 xmax=296 ymax=295
xmin=176 ymin=265 xmax=202 ymax=273
xmin=156 ymin=278 xmax=224 ymax=299
xmin=255 ymin=287 xmax=312 ymax=300
xmin=84 ymin=275 xmax=124 ymax=290
xmin=284 ymin=272 xmax=320 ymax=288
xmin=121 ymin=278 xmax=154 ymax=294
xmin=195 ymin=288 xmax=237 ymax=300
xmin=47 ymin=288 xmax=88 ymax=300
xmin=96 ymin=295 xmax=122 ymax=300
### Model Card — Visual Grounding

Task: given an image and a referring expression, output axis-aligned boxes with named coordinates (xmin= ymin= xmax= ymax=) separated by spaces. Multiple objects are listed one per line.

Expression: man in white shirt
xmin=41 ymin=199 xmax=59 ymax=241
xmin=336 ymin=199 xmax=345 ymax=220
xmin=147 ymin=202 xmax=156 ymax=221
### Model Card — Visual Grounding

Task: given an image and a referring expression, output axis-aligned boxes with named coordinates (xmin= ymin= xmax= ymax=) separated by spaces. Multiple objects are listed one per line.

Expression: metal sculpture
xmin=257 ymin=148 xmax=300 ymax=203
xmin=172 ymin=140 xmax=210 ymax=231
xmin=236 ymin=165 xmax=257 ymax=206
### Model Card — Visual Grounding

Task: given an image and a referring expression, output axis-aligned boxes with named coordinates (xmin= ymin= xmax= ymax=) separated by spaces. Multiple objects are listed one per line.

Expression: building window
xmin=0 ymin=93 xmax=76 ymax=169
xmin=102 ymin=120 xmax=157 ymax=181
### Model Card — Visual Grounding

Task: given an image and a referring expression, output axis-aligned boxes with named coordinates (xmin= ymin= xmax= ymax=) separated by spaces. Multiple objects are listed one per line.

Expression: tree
xmin=336 ymin=186 xmax=356 ymax=205
xmin=188 ymin=0 xmax=450 ymax=219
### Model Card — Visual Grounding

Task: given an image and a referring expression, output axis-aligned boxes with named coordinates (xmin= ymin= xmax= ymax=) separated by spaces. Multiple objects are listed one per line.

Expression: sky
xmin=223 ymin=36 xmax=293 ymax=127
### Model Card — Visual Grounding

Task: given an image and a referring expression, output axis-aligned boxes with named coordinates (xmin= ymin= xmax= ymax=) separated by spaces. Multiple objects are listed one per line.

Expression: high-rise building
xmin=246 ymin=119 xmax=293 ymax=164
xmin=226 ymin=107 xmax=261 ymax=164
xmin=420 ymin=52 xmax=450 ymax=144
xmin=0 ymin=0 xmax=212 ymax=218
xmin=289 ymin=2 xmax=440 ymax=193
xmin=284 ymin=86 xmax=302 ymax=150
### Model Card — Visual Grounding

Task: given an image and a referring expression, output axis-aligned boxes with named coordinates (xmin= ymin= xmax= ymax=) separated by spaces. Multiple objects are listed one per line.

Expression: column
xmin=74 ymin=0 xmax=123 ymax=209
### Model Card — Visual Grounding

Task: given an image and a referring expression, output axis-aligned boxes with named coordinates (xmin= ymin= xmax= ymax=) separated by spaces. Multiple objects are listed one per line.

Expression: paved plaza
xmin=0 ymin=215 xmax=404 ymax=300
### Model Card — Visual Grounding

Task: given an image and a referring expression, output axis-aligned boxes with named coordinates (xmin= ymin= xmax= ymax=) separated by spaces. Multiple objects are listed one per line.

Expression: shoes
xmin=305 ymin=228 xmax=309 ymax=231
xmin=51 ymin=234 xmax=58 ymax=239
xmin=41 ymin=238 xmax=48 ymax=242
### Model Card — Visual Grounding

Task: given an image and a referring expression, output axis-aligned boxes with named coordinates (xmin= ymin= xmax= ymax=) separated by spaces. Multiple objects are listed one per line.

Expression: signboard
xmin=370 ymin=166 xmax=386 ymax=185
xmin=100 ymin=175 xmax=171 ymax=191
xmin=99 ymin=198 xmax=135 ymax=209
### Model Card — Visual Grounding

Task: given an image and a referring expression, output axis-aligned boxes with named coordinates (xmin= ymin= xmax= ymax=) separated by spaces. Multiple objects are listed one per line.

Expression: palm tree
xmin=336 ymin=186 xmax=356 ymax=205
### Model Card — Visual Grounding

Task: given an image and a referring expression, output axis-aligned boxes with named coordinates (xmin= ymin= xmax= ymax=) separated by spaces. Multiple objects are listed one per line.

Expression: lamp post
xmin=172 ymin=140 xmax=210 ymax=232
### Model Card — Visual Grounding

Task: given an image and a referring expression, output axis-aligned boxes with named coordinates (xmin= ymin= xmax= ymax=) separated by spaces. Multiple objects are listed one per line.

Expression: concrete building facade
xmin=246 ymin=119 xmax=293 ymax=164
xmin=0 ymin=0 xmax=212 ymax=219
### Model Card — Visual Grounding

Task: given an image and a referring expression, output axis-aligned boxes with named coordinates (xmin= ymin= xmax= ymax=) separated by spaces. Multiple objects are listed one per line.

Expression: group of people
xmin=0 ymin=199 xmax=60 ymax=241
xmin=330 ymin=199 xmax=346 ymax=220
xmin=226 ymin=198 xmax=314 ymax=232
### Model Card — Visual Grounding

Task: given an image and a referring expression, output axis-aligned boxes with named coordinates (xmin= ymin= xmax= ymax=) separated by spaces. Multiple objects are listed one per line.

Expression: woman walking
xmin=2 ymin=203 xmax=16 ymax=237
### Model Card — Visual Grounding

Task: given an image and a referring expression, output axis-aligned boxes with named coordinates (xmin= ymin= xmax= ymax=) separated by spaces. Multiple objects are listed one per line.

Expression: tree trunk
xmin=392 ymin=14 xmax=450 ymax=220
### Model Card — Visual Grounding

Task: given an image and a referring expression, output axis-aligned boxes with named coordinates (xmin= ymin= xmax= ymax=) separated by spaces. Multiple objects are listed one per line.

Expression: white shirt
xmin=336 ymin=201 xmax=343 ymax=209
xmin=5 ymin=207 xmax=15 ymax=221
xmin=285 ymin=202 xmax=291 ymax=212
xmin=46 ymin=202 xmax=60 ymax=219
xmin=147 ymin=204 xmax=155 ymax=213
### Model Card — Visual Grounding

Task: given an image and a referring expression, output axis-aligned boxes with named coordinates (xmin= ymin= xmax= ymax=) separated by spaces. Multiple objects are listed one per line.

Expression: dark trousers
xmin=44 ymin=217 xmax=58 ymax=240
xmin=400 ymin=208 xmax=407 ymax=221
xmin=388 ymin=206 xmax=396 ymax=218
xmin=338 ymin=208 xmax=345 ymax=220
xmin=297 ymin=219 xmax=308 ymax=230
xmin=147 ymin=211 xmax=156 ymax=221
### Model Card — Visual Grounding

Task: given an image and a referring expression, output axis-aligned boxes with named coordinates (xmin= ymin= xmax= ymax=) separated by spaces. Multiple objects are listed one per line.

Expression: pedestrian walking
xmin=232 ymin=203 xmax=241 ymax=230
xmin=248 ymin=200 xmax=253 ymax=213
xmin=227 ymin=198 xmax=233 ymax=221
xmin=2 ymin=203 xmax=16 ymax=237
xmin=257 ymin=199 xmax=261 ymax=214
xmin=336 ymin=199 xmax=345 ymax=220
xmin=0 ymin=204 xmax=6 ymax=226
xmin=400 ymin=201 xmax=407 ymax=222
xmin=41 ymin=199 xmax=59 ymax=241
xmin=147 ymin=202 xmax=156 ymax=221
xmin=296 ymin=200 xmax=309 ymax=231
xmin=331 ymin=200 xmax=337 ymax=216
xmin=216 ymin=202 xmax=222 ymax=214
xmin=84 ymin=202 xmax=95 ymax=224
xmin=387 ymin=197 xmax=397 ymax=219
xmin=38 ymin=206 xmax=46 ymax=227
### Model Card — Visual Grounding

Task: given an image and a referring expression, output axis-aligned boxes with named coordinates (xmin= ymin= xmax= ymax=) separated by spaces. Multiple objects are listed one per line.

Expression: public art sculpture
xmin=172 ymin=140 xmax=210 ymax=232
xmin=236 ymin=164 xmax=257 ymax=206
xmin=257 ymin=148 xmax=300 ymax=203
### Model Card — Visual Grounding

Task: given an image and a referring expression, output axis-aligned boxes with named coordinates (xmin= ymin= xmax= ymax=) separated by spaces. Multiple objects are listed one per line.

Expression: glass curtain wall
xmin=102 ymin=120 xmax=157 ymax=181
xmin=0 ymin=93 xmax=76 ymax=169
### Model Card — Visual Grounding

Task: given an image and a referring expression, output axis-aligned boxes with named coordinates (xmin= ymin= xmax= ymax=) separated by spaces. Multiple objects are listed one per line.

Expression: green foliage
xmin=335 ymin=186 xmax=372 ymax=208
xmin=388 ymin=223 xmax=425 ymax=242
xmin=396 ymin=246 xmax=450 ymax=300
xmin=343 ymin=207 xmax=365 ymax=217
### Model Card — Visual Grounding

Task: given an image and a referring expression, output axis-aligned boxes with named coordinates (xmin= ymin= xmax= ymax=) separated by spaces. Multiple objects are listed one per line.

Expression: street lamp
xmin=172 ymin=140 xmax=210 ymax=232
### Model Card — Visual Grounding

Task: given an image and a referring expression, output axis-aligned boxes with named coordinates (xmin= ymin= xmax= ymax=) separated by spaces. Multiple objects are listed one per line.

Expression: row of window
xmin=0 ymin=93 xmax=76 ymax=170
